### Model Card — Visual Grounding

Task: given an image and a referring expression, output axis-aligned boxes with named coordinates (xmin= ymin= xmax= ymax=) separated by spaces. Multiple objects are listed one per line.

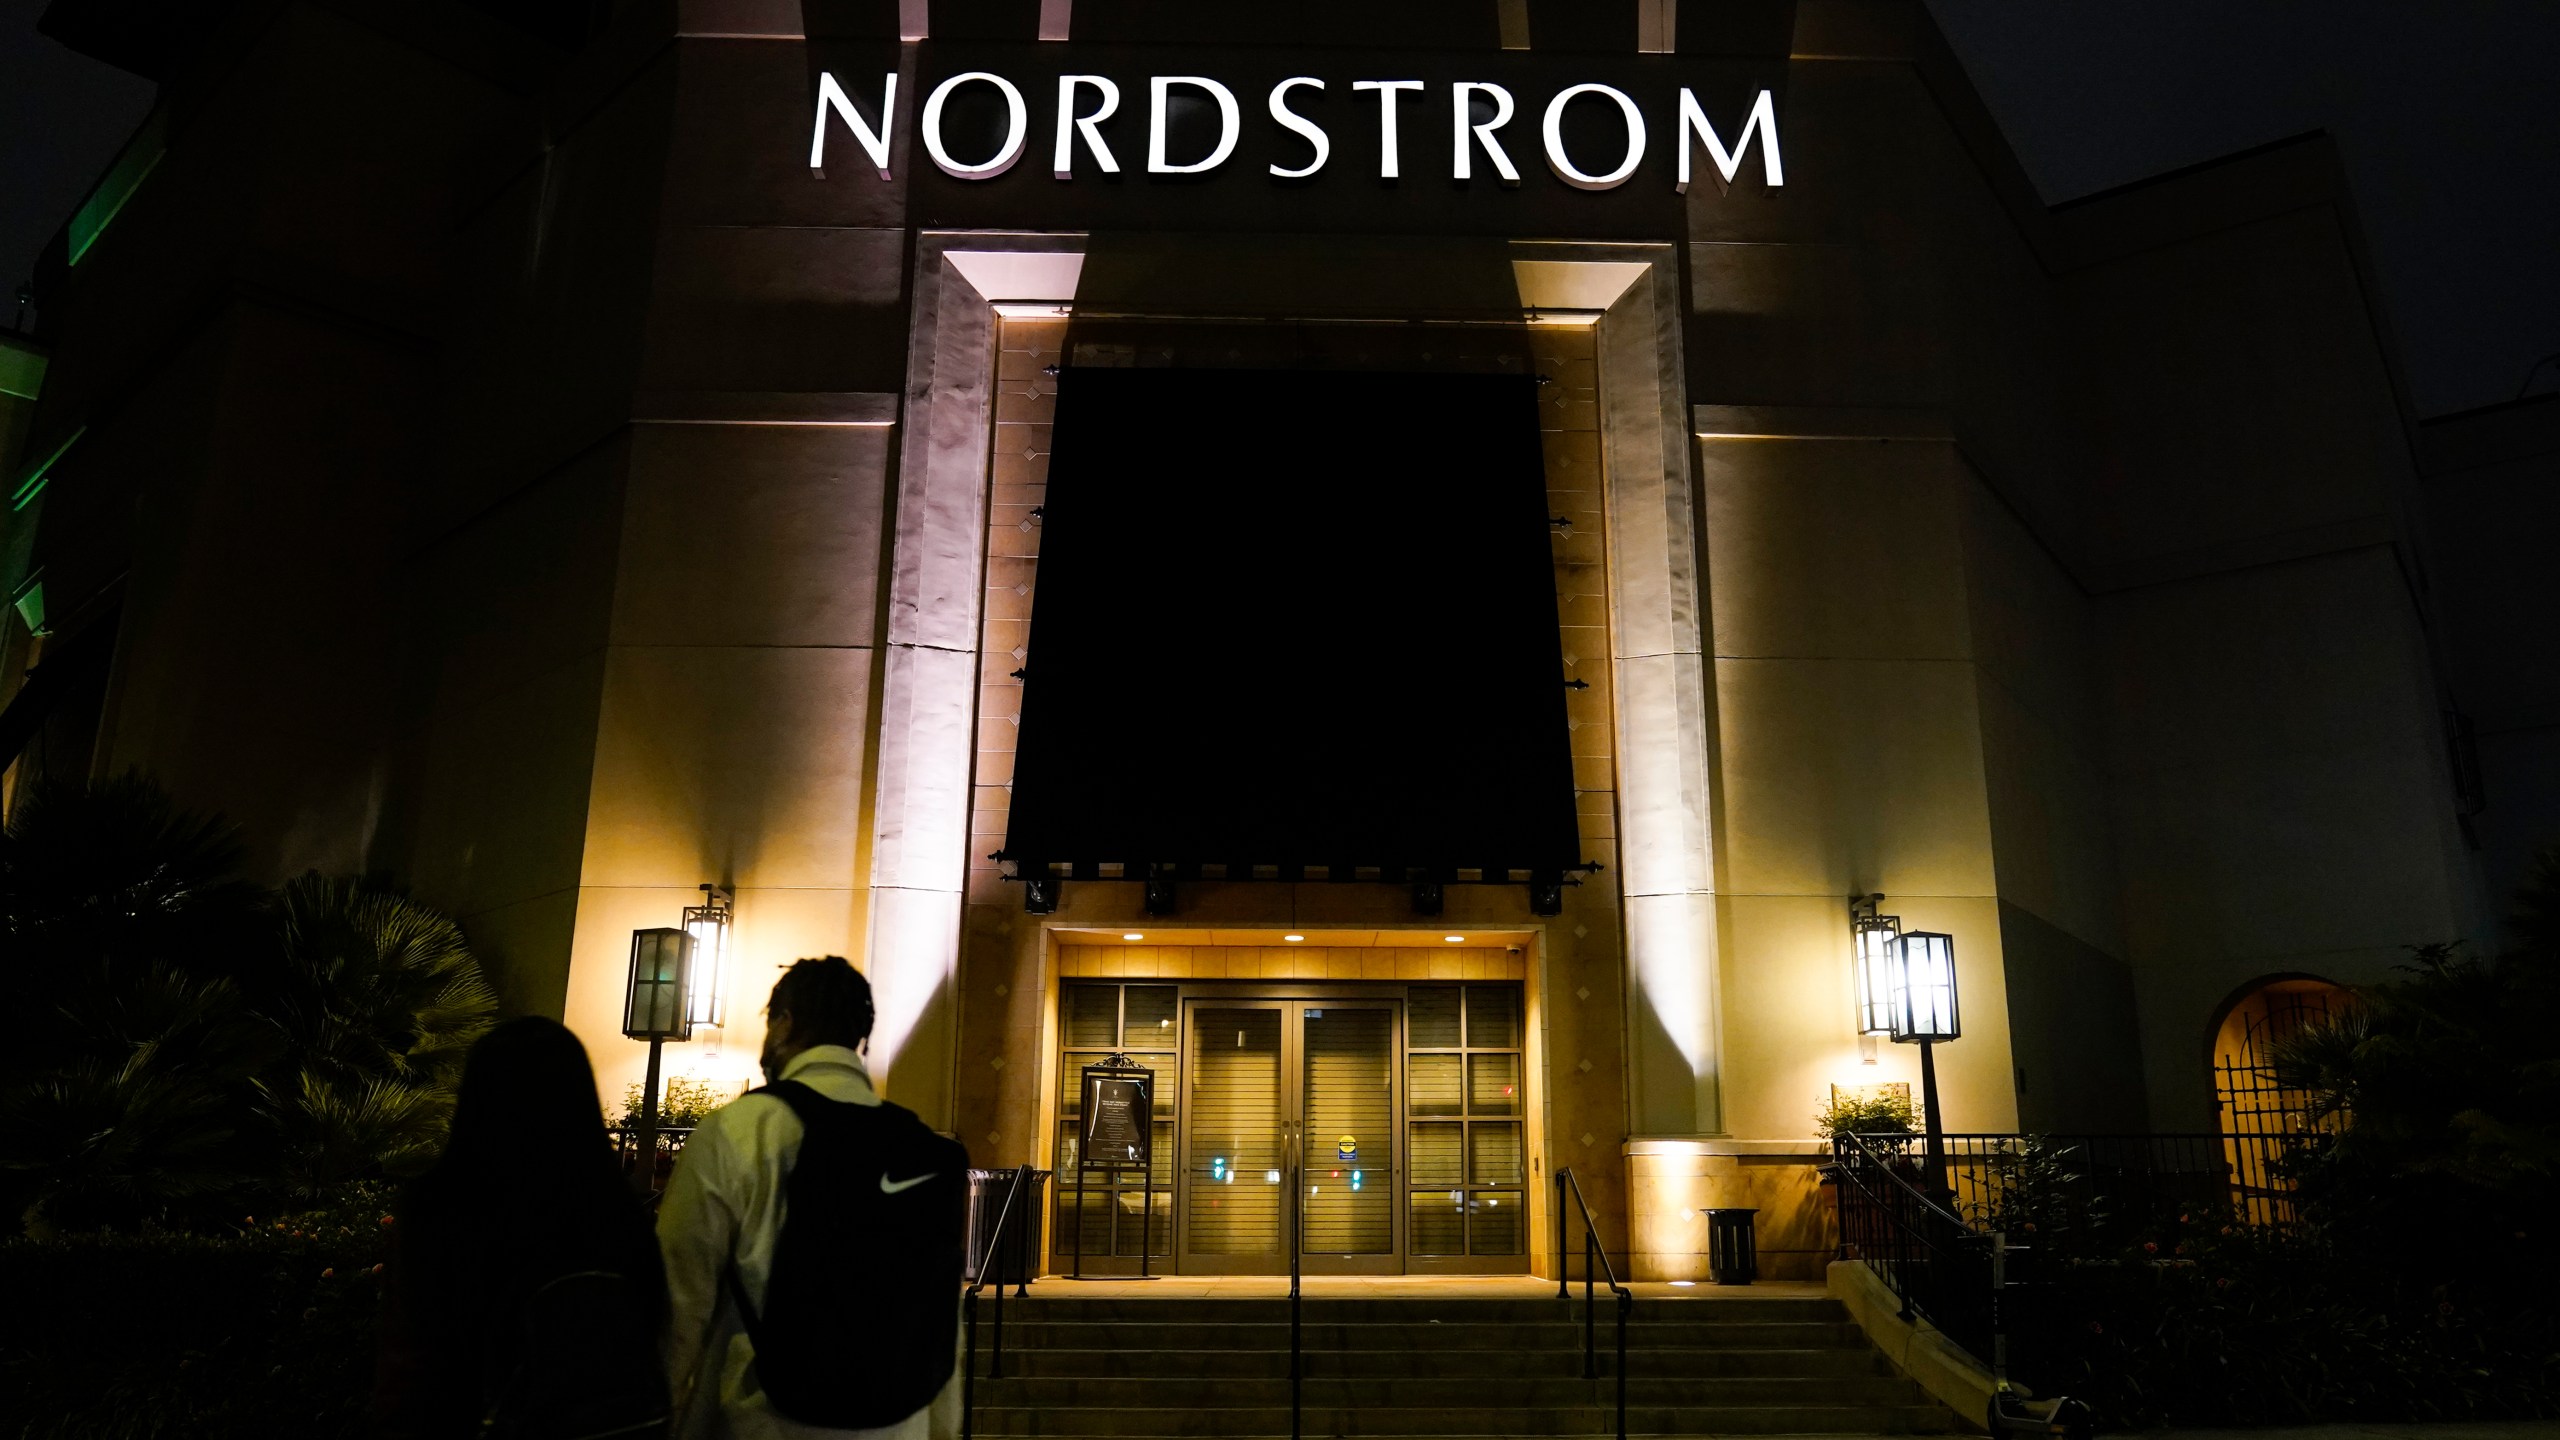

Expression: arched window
xmin=2210 ymin=976 xmax=2348 ymax=1225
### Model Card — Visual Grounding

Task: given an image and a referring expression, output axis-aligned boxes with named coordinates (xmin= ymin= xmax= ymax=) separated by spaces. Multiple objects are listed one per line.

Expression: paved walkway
xmin=2119 ymin=1414 xmax=2560 ymax=1424
xmin=1014 ymin=1273 xmax=1825 ymax=1300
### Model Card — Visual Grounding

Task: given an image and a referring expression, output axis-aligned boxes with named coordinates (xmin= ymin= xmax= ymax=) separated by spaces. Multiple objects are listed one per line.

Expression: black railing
xmin=1553 ymin=1168 xmax=1631 ymax=1440
xmin=608 ymin=1123 xmax=695 ymax=1193
xmin=1863 ymin=1131 xmax=2324 ymax=1238
xmin=1829 ymin=1134 xmax=2001 ymax=1367
xmin=1288 ymin=1121 xmax=1303 ymax=1440
xmin=960 ymin=1166 xmax=1033 ymax=1440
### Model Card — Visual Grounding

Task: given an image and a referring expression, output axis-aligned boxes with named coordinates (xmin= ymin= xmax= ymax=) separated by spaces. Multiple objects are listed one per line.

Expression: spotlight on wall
xmin=1411 ymin=877 xmax=1445 ymax=916
xmin=1528 ymin=871 xmax=1564 ymax=916
xmin=1144 ymin=871 xmax=1177 ymax=916
xmin=1024 ymin=876 xmax=1060 ymax=914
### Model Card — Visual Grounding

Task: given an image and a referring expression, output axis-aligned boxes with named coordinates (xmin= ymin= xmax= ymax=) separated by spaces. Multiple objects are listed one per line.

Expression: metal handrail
xmin=1287 ymin=1119 xmax=1303 ymax=1440
xmin=960 ymin=1165 xmax=1033 ymax=1440
xmin=1553 ymin=1168 xmax=1631 ymax=1440
xmin=1828 ymin=1133 xmax=1999 ymax=1368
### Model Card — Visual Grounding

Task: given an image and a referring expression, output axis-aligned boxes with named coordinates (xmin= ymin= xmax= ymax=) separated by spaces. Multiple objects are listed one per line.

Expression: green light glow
xmin=68 ymin=111 xmax=168 ymax=268
xmin=10 ymin=426 xmax=85 ymax=511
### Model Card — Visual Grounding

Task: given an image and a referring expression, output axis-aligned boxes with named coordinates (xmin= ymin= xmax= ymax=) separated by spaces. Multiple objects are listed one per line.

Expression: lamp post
xmin=623 ymin=926 xmax=695 ymax=1186
xmin=1886 ymin=930 xmax=1961 ymax=1195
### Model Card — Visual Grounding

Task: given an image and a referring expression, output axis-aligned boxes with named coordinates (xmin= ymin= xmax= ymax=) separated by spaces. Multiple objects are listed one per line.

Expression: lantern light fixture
xmin=623 ymin=924 xmax=698 ymax=1189
xmin=623 ymin=927 xmax=695 ymax=1043
xmin=1887 ymin=930 xmax=1960 ymax=1045
xmin=681 ymin=884 xmax=734 ymax=1030
xmin=1848 ymin=894 xmax=1900 ymax=1037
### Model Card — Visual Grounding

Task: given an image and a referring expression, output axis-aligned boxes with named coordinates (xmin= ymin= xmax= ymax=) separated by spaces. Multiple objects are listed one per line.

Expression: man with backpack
xmin=659 ymin=957 xmax=970 ymax=1439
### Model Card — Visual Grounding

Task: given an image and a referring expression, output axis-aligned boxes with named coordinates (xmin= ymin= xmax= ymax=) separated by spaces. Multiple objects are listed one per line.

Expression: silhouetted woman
xmin=377 ymin=1016 xmax=670 ymax=1439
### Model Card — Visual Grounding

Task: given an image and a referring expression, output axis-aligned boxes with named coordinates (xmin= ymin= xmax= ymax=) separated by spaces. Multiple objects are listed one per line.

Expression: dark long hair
xmin=424 ymin=1016 xmax=624 ymax=1198
xmin=386 ymin=1017 xmax=664 ymax=1430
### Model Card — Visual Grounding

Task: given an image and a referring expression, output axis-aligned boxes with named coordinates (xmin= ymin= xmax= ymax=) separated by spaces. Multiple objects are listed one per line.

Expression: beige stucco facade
xmin=0 ymin=1 xmax=2490 ymax=1280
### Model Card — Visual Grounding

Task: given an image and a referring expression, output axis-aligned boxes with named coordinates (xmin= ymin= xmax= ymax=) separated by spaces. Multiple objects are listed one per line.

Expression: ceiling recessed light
xmin=1668 ymin=1279 xmax=1697 ymax=1287
xmin=1284 ymin=934 xmax=1305 ymax=942
xmin=1444 ymin=935 xmax=1465 ymax=943
xmin=1122 ymin=932 xmax=1144 ymax=941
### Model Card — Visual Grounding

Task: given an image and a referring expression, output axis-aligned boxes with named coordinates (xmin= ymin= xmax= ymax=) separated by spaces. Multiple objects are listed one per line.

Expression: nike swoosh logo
xmin=880 ymin=1172 xmax=937 ymax=1194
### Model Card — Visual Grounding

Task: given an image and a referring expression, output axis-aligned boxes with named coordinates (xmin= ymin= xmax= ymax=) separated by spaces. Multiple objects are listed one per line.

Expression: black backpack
xmin=725 ymin=1080 xmax=970 ymax=1430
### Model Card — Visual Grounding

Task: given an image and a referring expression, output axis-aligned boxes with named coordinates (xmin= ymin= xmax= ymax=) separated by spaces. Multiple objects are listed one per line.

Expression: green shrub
xmin=1816 ymin=1089 xmax=1917 ymax=1139
xmin=0 ymin=1186 xmax=392 ymax=1440
xmin=619 ymin=1071 xmax=724 ymax=1128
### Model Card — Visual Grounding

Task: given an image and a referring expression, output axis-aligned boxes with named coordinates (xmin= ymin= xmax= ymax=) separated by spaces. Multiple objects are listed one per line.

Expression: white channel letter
xmin=1268 ymin=77 xmax=1329 ymax=178
xmin=1675 ymin=87 xmax=1784 ymax=192
xmin=810 ymin=72 xmax=898 ymax=177
xmin=1148 ymin=76 xmax=1241 ymax=174
xmin=921 ymin=71 xmax=1028 ymax=180
xmin=1054 ymin=75 xmax=1121 ymax=178
xmin=1451 ymin=82 xmax=1519 ymax=184
xmin=1351 ymin=80 xmax=1425 ymax=179
xmin=1541 ymin=82 xmax=1646 ymax=191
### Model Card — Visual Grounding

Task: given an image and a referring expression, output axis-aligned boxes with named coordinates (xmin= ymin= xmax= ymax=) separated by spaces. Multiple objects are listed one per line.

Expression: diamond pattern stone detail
xmin=1573 ymin=925 xmax=1589 ymax=939
xmin=1010 ymin=646 xmax=1027 ymax=662
xmin=1576 ymin=986 xmax=1591 ymax=1001
xmin=1580 ymin=1132 xmax=1597 ymax=1148
xmin=1578 ymin=1058 xmax=1593 ymax=1073
xmin=989 ymin=1056 xmax=1006 ymax=1070
xmin=994 ymin=983 xmax=1010 ymax=997
xmin=1013 ymin=583 xmax=1029 ymax=596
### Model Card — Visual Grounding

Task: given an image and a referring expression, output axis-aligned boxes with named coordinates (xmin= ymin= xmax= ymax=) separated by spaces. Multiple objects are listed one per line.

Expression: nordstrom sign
xmin=810 ymin=72 xmax=1783 ymax=193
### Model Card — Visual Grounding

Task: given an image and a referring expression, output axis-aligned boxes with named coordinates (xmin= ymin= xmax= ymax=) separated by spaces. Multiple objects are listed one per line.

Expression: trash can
xmin=1705 ymin=1207 xmax=1759 ymax=1285
xmin=966 ymin=1167 xmax=1049 ymax=1285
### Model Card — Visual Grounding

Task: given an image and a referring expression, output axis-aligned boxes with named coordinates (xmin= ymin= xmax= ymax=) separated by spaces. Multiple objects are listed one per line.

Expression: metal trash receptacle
xmin=966 ymin=1167 xmax=1049 ymax=1285
xmin=1706 ymin=1207 xmax=1759 ymax=1285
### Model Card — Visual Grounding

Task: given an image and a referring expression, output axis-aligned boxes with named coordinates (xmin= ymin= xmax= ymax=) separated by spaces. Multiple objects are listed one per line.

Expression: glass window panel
xmin=1187 ymin=1008 xmax=1284 ymax=1256
xmin=1410 ymin=1054 xmax=1463 ymax=1115
xmin=1064 ymin=984 xmax=1120 ymax=1048
xmin=1106 ymin=1055 xmax=1174 ymax=1118
xmin=1411 ymin=1189 xmax=1467 ymax=1256
xmin=1469 ymin=1053 xmax=1522 ymax=1115
xmin=1409 ymin=985 xmax=1462 ymax=1048
xmin=1470 ymin=1191 xmax=1525 ymax=1255
xmin=1124 ymin=984 xmax=1178 ymax=1040
xmin=1465 ymin=985 xmax=1521 ymax=1049
xmin=1409 ymin=1121 xmax=1464 ymax=1185
xmin=1114 ymin=1182 xmax=1171 ymax=1257
xmin=1469 ymin=1122 xmax=1524 ymax=1186
xmin=1303 ymin=1008 xmax=1394 ymax=1255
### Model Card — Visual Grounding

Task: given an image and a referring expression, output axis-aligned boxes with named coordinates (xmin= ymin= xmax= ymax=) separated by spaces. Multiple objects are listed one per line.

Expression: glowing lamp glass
xmin=622 ymin=927 xmax=695 ymax=1041
xmin=680 ymin=890 xmax=732 ymax=1029
xmin=1887 ymin=931 xmax=1961 ymax=1044
xmin=1852 ymin=911 xmax=1901 ymax=1036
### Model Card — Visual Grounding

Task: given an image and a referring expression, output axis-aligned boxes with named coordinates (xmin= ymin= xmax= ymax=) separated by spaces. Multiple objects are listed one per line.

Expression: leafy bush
xmin=620 ymin=1071 xmax=725 ymax=1128
xmin=1994 ymin=883 xmax=2560 ymax=1427
xmin=0 ymin=778 xmax=495 ymax=1232
xmin=0 ymin=1186 xmax=393 ymax=1440
xmin=1816 ymin=1089 xmax=1917 ymax=1139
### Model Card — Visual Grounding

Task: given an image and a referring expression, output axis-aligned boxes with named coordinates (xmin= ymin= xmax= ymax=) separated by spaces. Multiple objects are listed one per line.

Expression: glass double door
xmin=1176 ymin=999 xmax=1402 ymax=1275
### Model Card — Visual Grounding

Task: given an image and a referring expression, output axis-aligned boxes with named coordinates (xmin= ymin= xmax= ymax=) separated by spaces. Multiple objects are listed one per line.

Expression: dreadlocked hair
xmin=768 ymin=955 xmax=875 ymax=1049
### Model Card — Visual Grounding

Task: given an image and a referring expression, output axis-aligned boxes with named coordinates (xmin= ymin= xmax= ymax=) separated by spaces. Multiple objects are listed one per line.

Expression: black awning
xmin=1002 ymin=366 xmax=1579 ymax=876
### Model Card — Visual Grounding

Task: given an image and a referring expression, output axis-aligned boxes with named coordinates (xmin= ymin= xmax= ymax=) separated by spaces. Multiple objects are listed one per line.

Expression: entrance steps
xmin=969 ymin=1294 xmax=1962 ymax=1437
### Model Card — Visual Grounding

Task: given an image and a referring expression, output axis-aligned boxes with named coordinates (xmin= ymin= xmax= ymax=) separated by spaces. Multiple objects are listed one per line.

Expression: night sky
xmin=0 ymin=1 xmax=2553 ymax=416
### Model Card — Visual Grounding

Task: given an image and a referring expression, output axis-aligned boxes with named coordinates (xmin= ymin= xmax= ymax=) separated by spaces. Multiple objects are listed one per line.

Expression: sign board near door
xmin=1079 ymin=1058 xmax=1154 ymax=1170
